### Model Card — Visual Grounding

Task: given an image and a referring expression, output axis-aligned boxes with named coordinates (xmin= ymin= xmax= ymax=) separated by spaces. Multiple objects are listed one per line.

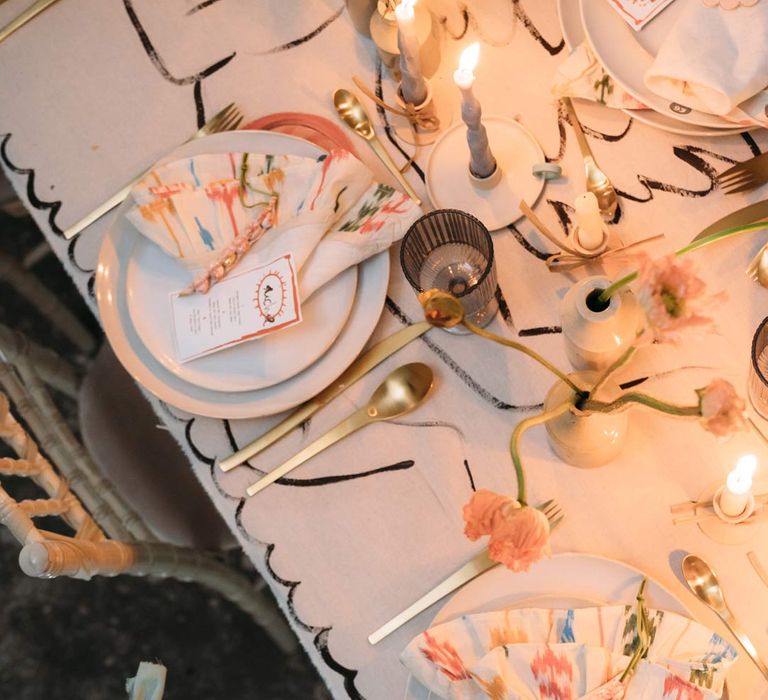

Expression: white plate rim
xmin=96 ymin=130 xmax=391 ymax=418
xmin=126 ymin=237 xmax=359 ymax=392
xmin=403 ymin=551 xmax=694 ymax=700
xmin=579 ymin=0 xmax=747 ymax=130
xmin=557 ymin=0 xmax=747 ymax=137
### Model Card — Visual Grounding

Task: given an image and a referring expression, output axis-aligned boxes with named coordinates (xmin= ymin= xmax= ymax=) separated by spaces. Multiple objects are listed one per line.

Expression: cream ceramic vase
xmin=543 ymin=371 xmax=629 ymax=469
xmin=560 ymin=276 xmax=642 ymax=371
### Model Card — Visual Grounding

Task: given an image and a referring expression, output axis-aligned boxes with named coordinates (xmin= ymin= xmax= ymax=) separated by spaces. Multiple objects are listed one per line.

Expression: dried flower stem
xmin=509 ymin=401 xmax=572 ymax=506
xmin=589 ymin=346 xmax=637 ymax=400
xmin=620 ymin=577 xmax=650 ymax=683
xmin=580 ymin=391 xmax=700 ymax=417
xmin=464 ymin=320 xmax=585 ymax=395
xmin=597 ymin=220 xmax=768 ymax=304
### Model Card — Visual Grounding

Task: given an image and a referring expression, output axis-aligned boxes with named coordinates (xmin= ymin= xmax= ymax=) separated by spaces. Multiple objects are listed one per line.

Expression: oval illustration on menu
xmin=254 ymin=269 xmax=288 ymax=325
xmin=669 ymin=102 xmax=692 ymax=115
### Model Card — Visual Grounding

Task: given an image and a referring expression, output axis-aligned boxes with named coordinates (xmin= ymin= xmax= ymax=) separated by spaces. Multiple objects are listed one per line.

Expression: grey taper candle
xmin=457 ymin=83 xmax=496 ymax=179
xmin=395 ymin=0 xmax=428 ymax=106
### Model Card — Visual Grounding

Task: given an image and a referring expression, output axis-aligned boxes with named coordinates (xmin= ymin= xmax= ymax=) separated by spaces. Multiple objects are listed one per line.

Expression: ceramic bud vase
xmin=560 ymin=276 xmax=642 ymax=371
xmin=543 ymin=371 xmax=629 ymax=469
xmin=346 ymin=0 xmax=379 ymax=37
xmin=369 ymin=0 xmax=440 ymax=79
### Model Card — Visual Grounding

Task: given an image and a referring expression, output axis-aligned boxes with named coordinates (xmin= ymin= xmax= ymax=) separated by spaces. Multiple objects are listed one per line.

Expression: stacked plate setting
xmin=96 ymin=131 xmax=390 ymax=419
xmin=558 ymin=0 xmax=750 ymax=137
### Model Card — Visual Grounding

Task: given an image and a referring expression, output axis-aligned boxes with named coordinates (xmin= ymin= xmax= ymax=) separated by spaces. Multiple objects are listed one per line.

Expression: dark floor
xmin=0 ymin=208 xmax=331 ymax=699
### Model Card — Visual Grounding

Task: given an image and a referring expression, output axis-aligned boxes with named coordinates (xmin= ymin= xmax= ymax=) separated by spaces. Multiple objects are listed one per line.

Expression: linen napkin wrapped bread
xmin=126 ymin=149 xmax=420 ymax=299
xmin=401 ymin=605 xmax=737 ymax=699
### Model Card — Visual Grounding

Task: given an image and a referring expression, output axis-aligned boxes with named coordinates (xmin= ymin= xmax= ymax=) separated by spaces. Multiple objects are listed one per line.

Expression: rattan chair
xmin=0 ymin=324 xmax=296 ymax=653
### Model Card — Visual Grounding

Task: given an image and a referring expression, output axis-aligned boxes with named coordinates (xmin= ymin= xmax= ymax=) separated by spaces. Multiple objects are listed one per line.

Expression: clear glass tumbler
xmin=750 ymin=316 xmax=768 ymax=419
xmin=400 ymin=208 xmax=498 ymax=331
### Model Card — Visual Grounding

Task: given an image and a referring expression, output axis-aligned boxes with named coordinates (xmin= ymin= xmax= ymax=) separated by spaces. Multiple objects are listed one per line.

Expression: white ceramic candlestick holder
xmin=694 ymin=480 xmax=764 ymax=545
xmin=391 ymin=80 xmax=453 ymax=146
xmin=425 ymin=115 xmax=545 ymax=231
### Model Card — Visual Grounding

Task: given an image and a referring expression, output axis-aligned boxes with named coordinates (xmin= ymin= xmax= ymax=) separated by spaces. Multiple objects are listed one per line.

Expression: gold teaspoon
xmin=682 ymin=553 xmax=768 ymax=681
xmin=333 ymin=89 xmax=422 ymax=205
xmin=563 ymin=97 xmax=618 ymax=219
xmin=245 ymin=363 xmax=434 ymax=496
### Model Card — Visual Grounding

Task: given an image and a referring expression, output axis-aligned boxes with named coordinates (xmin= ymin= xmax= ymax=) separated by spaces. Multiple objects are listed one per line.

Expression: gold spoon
xmin=563 ymin=97 xmax=618 ymax=219
xmin=682 ymin=554 xmax=768 ymax=681
xmin=246 ymin=363 xmax=433 ymax=496
xmin=333 ymin=88 xmax=422 ymax=205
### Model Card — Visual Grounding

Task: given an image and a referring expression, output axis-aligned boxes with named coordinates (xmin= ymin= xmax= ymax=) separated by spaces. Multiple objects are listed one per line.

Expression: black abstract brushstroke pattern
xmin=559 ymin=99 xmax=633 ymax=143
xmin=438 ymin=9 xmax=470 ymax=40
xmin=123 ymin=0 xmax=236 ymax=86
xmin=464 ymin=459 xmax=476 ymax=491
xmin=519 ymin=326 xmax=562 ymax=336
xmin=617 ymin=145 xmax=737 ymax=203
xmin=67 ymin=238 xmax=94 ymax=275
xmin=0 ymin=133 xmax=63 ymax=235
xmin=385 ymin=297 xmax=543 ymax=412
xmin=548 ymin=199 xmax=574 ymax=238
xmin=507 ymin=222 xmax=552 ymax=260
xmin=254 ymin=5 xmax=345 ymax=54
xmin=186 ymin=0 xmax=222 ymax=15
xmin=182 ymin=419 xmax=240 ymax=501
xmin=512 ymin=0 xmax=565 ymax=56
xmin=741 ymin=131 xmax=762 ymax=157
xmin=223 ymin=417 xmax=416 ymax=486
xmin=495 ymin=284 xmax=515 ymax=329
xmin=374 ymin=61 xmax=426 ymax=183
xmin=193 ymin=81 xmax=206 ymax=128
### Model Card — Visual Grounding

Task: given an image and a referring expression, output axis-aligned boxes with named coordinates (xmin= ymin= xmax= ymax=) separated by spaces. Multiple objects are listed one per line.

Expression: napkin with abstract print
xmin=401 ymin=606 xmax=737 ymax=699
xmin=126 ymin=150 xmax=421 ymax=297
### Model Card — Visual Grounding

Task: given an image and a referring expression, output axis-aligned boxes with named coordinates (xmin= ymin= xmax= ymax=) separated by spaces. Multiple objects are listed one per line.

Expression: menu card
xmin=171 ymin=253 xmax=301 ymax=362
xmin=605 ymin=0 xmax=678 ymax=30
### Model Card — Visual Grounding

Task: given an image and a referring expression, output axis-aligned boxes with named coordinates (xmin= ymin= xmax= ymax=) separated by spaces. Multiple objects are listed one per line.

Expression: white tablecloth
xmin=2 ymin=1 xmax=768 ymax=697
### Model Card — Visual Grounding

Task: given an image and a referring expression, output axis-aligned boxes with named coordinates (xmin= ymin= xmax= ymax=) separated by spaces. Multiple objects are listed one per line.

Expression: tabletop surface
xmin=2 ymin=1 xmax=768 ymax=697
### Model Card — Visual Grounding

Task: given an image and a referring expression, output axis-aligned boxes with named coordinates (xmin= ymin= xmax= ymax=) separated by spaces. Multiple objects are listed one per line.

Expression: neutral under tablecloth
xmin=2 ymin=1 xmax=768 ymax=697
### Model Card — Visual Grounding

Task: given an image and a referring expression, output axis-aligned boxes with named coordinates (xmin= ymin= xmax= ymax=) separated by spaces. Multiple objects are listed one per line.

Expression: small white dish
xmin=126 ymin=234 xmax=358 ymax=392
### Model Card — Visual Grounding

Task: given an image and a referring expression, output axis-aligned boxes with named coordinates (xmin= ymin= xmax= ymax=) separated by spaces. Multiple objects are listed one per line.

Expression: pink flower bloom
xmin=462 ymin=489 xmax=513 ymax=541
xmin=634 ymin=254 xmax=724 ymax=344
xmin=697 ymin=379 xmax=747 ymax=437
xmin=487 ymin=502 xmax=551 ymax=573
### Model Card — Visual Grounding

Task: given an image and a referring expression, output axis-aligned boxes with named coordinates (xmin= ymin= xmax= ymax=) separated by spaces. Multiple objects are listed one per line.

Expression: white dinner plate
xmin=580 ymin=0 xmax=743 ymax=130
xmin=126 ymin=235 xmax=358 ymax=392
xmin=403 ymin=552 xmax=703 ymax=700
xmin=96 ymin=130 xmax=391 ymax=418
xmin=558 ymin=0 xmax=745 ymax=137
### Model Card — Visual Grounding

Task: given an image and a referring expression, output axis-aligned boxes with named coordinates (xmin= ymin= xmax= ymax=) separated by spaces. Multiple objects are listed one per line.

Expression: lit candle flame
xmin=395 ymin=0 xmax=417 ymax=19
xmin=727 ymin=454 xmax=757 ymax=495
xmin=459 ymin=42 xmax=480 ymax=74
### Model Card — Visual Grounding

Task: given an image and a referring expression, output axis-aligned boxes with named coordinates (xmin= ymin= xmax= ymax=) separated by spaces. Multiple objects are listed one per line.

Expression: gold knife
xmin=690 ymin=199 xmax=768 ymax=243
xmin=368 ymin=510 xmax=563 ymax=645
xmin=218 ymin=321 xmax=432 ymax=472
xmin=0 ymin=0 xmax=60 ymax=44
xmin=63 ymin=181 xmax=135 ymax=240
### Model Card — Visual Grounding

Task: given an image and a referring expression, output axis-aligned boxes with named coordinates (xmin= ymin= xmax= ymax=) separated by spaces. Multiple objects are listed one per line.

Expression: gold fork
xmin=368 ymin=499 xmax=564 ymax=644
xmin=746 ymin=242 xmax=768 ymax=287
xmin=718 ymin=152 xmax=768 ymax=195
xmin=63 ymin=103 xmax=243 ymax=240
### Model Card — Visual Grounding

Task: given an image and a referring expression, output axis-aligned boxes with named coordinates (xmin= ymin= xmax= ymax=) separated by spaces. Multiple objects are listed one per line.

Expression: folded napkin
xmin=401 ymin=606 xmax=737 ymax=699
xmin=127 ymin=150 xmax=421 ymax=297
xmin=644 ymin=0 xmax=768 ymax=118
xmin=552 ymin=43 xmax=647 ymax=110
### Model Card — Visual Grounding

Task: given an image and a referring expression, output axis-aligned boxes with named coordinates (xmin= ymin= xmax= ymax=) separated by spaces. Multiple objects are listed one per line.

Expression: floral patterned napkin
xmin=126 ymin=149 xmax=421 ymax=297
xmin=401 ymin=606 xmax=737 ymax=699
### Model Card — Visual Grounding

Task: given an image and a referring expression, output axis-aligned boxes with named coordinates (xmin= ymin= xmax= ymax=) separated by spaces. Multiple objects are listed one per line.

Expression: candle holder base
xmin=392 ymin=81 xmax=453 ymax=146
xmin=695 ymin=481 xmax=764 ymax=545
xmin=425 ymin=116 xmax=545 ymax=231
xmin=468 ymin=164 xmax=503 ymax=189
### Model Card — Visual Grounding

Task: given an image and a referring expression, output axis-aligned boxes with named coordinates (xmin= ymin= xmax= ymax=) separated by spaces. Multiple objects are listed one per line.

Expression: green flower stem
xmin=620 ymin=577 xmax=649 ymax=683
xmin=597 ymin=220 xmax=768 ymax=304
xmin=509 ymin=401 xmax=573 ymax=506
xmin=463 ymin=320 xmax=585 ymax=395
xmin=589 ymin=345 xmax=637 ymax=400
xmin=580 ymin=391 xmax=700 ymax=417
